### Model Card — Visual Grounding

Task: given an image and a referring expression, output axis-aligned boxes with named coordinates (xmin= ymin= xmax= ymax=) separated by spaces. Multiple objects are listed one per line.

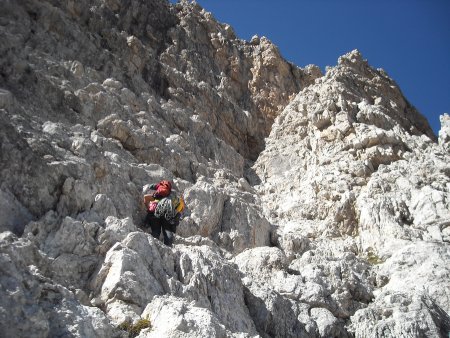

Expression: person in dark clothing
xmin=143 ymin=181 xmax=185 ymax=247
xmin=144 ymin=211 xmax=180 ymax=247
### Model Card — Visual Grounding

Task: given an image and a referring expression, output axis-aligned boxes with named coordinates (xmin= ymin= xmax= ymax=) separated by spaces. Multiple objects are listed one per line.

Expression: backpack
xmin=148 ymin=200 xmax=159 ymax=213
xmin=173 ymin=195 xmax=185 ymax=213
xmin=143 ymin=194 xmax=159 ymax=213
xmin=143 ymin=180 xmax=173 ymax=214
xmin=154 ymin=195 xmax=185 ymax=223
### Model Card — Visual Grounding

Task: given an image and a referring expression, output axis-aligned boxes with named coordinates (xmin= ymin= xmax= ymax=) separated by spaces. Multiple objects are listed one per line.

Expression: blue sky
xmin=171 ymin=0 xmax=450 ymax=136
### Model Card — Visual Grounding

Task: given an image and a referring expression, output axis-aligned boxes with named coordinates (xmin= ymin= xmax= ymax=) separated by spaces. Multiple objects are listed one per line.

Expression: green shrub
xmin=118 ymin=318 xmax=152 ymax=338
xmin=366 ymin=248 xmax=384 ymax=265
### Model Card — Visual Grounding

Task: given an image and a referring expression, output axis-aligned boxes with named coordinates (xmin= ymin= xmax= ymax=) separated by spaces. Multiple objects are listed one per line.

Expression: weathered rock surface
xmin=253 ymin=50 xmax=450 ymax=336
xmin=90 ymin=232 xmax=258 ymax=336
xmin=0 ymin=231 xmax=118 ymax=338
xmin=1 ymin=0 xmax=449 ymax=337
xmin=439 ymin=113 xmax=450 ymax=151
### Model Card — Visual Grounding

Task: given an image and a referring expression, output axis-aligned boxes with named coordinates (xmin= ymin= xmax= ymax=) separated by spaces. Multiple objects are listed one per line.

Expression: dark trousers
xmin=145 ymin=213 xmax=176 ymax=246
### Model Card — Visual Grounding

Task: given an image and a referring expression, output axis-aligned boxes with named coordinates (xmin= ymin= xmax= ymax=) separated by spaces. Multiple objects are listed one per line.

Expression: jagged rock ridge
xmin=1 ymin=0 xmax=449 ymax=337
xmin=253 ymin=49 xmax=450 ymax=337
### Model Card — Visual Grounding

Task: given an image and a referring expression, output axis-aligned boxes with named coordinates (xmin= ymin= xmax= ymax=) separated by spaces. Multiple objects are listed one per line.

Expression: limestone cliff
xmin=0 ymin=0 xmax=449 ymax=337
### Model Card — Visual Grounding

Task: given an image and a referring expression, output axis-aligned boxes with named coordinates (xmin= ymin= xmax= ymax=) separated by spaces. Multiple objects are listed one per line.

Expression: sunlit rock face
xmin=253 ymin=49 xmax=449 ymax=336
xmin=1 ymin=0 xmax=448 ymax=337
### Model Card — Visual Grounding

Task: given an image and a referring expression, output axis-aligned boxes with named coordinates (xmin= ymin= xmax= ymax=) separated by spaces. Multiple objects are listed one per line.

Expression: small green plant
xmin=118 ymin=321 xmax=132 ymax=332
xmin=366 ymin=248 xmax=384 ymax=265
xmin=118 ymin=318 xmax=152 ymax=338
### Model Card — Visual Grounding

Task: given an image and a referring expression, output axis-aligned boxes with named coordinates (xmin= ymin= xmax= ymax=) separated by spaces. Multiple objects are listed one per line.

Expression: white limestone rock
xmin=439 ymin=113 xmax=450 ymax=150
xmin=90 ymin=232 xmax=174 ymax=324
xmin=178 ymin=180 xmax=227 ymax=239
xmin=375 ymin=242 xmax=450 ymax=313
xmin=90 ymin=231 xmax=258 ymax=335
xmin=1 ymin=0 xmax=449 ymax=336
xmin=141 ymin=295 xmax=235 ymax=338
xmin=0 ymin=232 xmax=117 ymax=338
xmin=97 ymin=216 xmax=138 ymax=254
xmin=350 ymin=291 xmax=450 ymax=338
xmin=252 ymin=49 xmax=448 ymax=336
xmin=0 ymin=186 xmax=33 ymax=234
xmin=178 ymin=177 xmax=271 ymax=254
xmin=242 ymin=278 xmax=317 ymax=338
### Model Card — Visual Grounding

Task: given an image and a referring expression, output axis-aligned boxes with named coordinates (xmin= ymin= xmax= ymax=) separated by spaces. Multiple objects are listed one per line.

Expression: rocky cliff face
xmin=0 ymin=0 xmax=449 ymax=337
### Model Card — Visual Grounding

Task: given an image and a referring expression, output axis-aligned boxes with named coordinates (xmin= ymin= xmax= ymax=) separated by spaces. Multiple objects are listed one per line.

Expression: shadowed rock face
xmin=1 ymin=1 xmax=449 ymax=337
xmin=0 ymin=0 xmax=319 ymax=226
